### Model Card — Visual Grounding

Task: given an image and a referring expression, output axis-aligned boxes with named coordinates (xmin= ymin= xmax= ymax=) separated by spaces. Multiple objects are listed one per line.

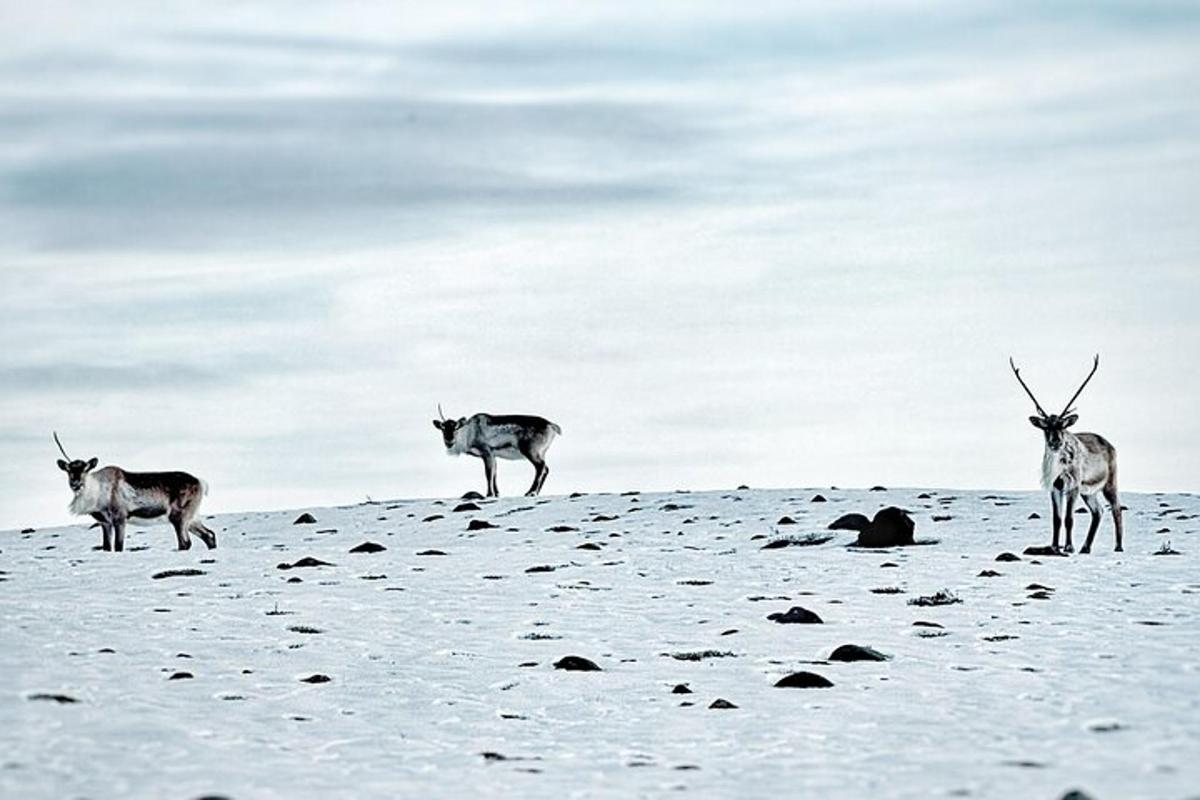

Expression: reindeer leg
xmin=112 ymin=515 xmax=126 ymax=553
xmin=189 ymin=520 xmax=217 ymax=549
xmin=524 ymin=458 xmax=547 ymax=497
xmin=1050 ymin=491 xmax=1062 ymax=551
xmin=1103 ymin=483 xmax=1123 ymax=552
xmin=482 ymin=453 xmax=498 ymax=497
xmin=100 ymin=520 xmax=114 ymax=552
xmin=1080 ymin=493 xmax=1102 ymax=554
xmin=169 ymin=511 xmax=192 ymax=550
xmin=1062 ymin=492 xmax=1077 ymax=553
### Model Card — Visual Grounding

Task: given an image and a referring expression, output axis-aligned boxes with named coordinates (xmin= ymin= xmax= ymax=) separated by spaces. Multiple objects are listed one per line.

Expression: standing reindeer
xmin=53 ymin=432 xmax=217 ymax=552
xmin=432 ymin=406 xmax=561 ymax=497
xmin=1010 ymin=356 xmax=1123 ymax=553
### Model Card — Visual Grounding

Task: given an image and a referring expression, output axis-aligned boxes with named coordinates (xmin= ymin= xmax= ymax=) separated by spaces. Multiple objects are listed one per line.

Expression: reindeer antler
xmin=437 ymin=403 xmax=446 ymax=421
xmin=1061 ymin=354 xmax=1100 ymax=416
xmin=53 ymin=431 xmax=71 ymax=460
xmin=1009 ymin=358 xmax=1049 ymax=417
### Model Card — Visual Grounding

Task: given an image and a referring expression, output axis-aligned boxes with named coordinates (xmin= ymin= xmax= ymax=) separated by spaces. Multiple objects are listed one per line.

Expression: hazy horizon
xmin=2 ymin=1 xmax=1198 ymax=530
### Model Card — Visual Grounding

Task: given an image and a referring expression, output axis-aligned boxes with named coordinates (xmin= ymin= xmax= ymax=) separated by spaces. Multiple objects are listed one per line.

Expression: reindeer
xmin=1010 ymin=356 xmax=1123 ymax=553
xmin=53 ymin=432 xmax=217 ymax=552
xmin=432 ymin=406 xmax=561 ymax=497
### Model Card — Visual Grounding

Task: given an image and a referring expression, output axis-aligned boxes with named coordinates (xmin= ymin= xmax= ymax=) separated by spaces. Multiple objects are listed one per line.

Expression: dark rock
xmin=288 ymin=625 xmax=323 ymax=634
xmin=21 ymin=527 xmax=35 ymax=534
xmin=168 ymin=671 xmax=193 ymax=680
xmin=908 ymin=591 xmax=961 ymax=607
xmin=576 ymin=543 xmax=602 ymax=550
xmin=853 ymin=507 xmax=915 ymax=547
xmin=569 ymin=492 xmax=586 ymax=498
xmin=709 ymin=698 xmax=738 ymax=709
xmin=152 ymin=569 xmax=206 ymax=580
xmin=422 ymin=514 xmax=444 ymax=522
xmin=767 ymin=606 xmax=823 ymax=624
xmin=461 ymin=491 xmax=485 ymax=500
xmin=869 ymin=485 xmax=887 ymax=492
xmin=467 ymin=519 xmax=498 ymax=531
xmin=931 ymin=515 xmax=952 ymax=522
xmin=453 ymin=502 xmax=481 ymax=513
xmin=776 ymin=516 xmax=797 ymax=525
xmin=547 ymin=525 xmax=578 ymax=532
xmin=349 ymin=541 xmax=386 ymax=553
xmin=761 ymin=534 xmax=834 ymax=549
xmin=774 ymin=671 xmax=833 ymax=688
xmin=293 ymin=513 xmax=317 ymax=525
xmin=995 ymin=552 xmax=1021 ymax=562
xmin=830 ymin=513 xmax=868 ymax=532
xmin=671 ymin=684 xmax=693 ymax=694
xmin=416 ymin=549 xmax=446 ymax=556
xmin=525 ymin=565 xmax=556 ymax=573
xmin=736 ymin=484 xmax=750 ymax=490
xmin=592 ymin=514 xmax=618 ymax=522
xmin=1028 ymin=512 xmax=1041 ymax=520
xmin=977 ymin=570 xmax=1002 ymax=577
xmin=300 ymin=674 xmax=331 ymax=683
xmin=28 ymin=693 xmax=78 ymax=703
xmin=554 ymin=655 xmax=601 ymax=672
xmin=829 ymin=644 xmax=889 ymax=662
xmin=277 ymin=557 xmax=334 ymax=570
xmin=1059 ymin=791 xmax=1096 ymax=800
xmin=1027 ymin=591 xmax=1053 ymax=600
xmin=810 ymin=494 xmax=827 ymax=503
xmin=1023 ymin=545 xmax=1068 ymax=557
xmin=912 ymin=620 xmax=943 ymax=628
xmin=917 ymin=493 xmax=933 ymax=499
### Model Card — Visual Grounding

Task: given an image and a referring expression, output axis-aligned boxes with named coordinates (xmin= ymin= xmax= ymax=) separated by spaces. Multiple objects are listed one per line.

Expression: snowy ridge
xmin=2 ymin=487 xmax=1198 ymax=799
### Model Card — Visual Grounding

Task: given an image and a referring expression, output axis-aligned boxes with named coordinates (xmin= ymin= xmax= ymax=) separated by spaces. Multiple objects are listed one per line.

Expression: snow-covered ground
xmin=2 ymin=487 xmax=1198 ymax=799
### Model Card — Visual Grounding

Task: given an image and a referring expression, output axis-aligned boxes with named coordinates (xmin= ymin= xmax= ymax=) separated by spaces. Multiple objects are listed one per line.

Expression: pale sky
xmin=1 ymin=1 xmax=1198 ymax=529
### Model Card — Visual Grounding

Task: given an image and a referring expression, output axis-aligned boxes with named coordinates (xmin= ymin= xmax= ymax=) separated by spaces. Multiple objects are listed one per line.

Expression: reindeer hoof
xmin=1114 ymin=545 xmax=1124 ymax=552
xmin=1080 ymin=546 xmax=1091 ymax=554
xmin=1062 ymin=544 xmax=1074 ymax=554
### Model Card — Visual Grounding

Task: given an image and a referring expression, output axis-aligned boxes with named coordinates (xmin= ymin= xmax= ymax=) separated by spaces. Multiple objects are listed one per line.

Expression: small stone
xmin=978 ymin=570 xmax=1002 ymax=577
xmin=27 ymin=693 xmax=78 ymax=703
xmin=708 ymin=698 xmax=738 ymax=709
xmin=810 ymin=494 xmax=827 ymax=503
xmin=467 ymin=519 xmax=498 ymax=531
xmin=300 ymin=674 xmax=331 ymax=683
xmin=671 ymin=684 xmax=693 ymax=694
xmin=349 ymin=541 xmax=386 ymax=553
xmin=293 ymin=513 xmax=317 ymax=525
xmin=775 ymin=671 xmax=833 ymax=688
xmin=776 ymin=516 xmax=797 ymax=525
xmin=995 ymin=552 xmax=1021 ymax=562
xmin=767 ymin=606 xmax=823 ymax=624
xmin=416 ymin=549 xmax=446 ymax=556
xmin=554 ymin=655 xmax=601 ymax=672
xmin=168 ymin=671 xmax=193 ymax=680
xmin=152 ymin=569 xmax=206 ymax=580
xmin=828 ymin=644 xmax=890 ymax=662
xmin=461 ymin=491 xmax=485 ymax=500
xmin=453 ymin=502 xmax=480 ymax=513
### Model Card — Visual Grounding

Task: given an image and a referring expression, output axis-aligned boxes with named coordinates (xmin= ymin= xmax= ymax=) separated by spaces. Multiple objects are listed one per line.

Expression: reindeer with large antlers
xmin=53 ymin=432 xmax=217 ymax=552
xmin=1010 ymin=356 xmax=1123 ymax=553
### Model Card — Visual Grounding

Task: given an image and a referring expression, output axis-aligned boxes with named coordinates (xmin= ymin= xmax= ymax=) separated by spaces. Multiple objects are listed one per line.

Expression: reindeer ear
xmin=57 ymin=459 xmax=68 ymax=471
xmin=432 ymin=420 xmax=443 ymax=430
xmin=1029 ymin=416 xmax=1046 ymax=429
xmin=457 ymin=417 xmax=467 ymax=427
xmin=1061 ymin=414 xmax=1079 ymax=429
xmin=85 ymin=457 xmax=98 ymax=471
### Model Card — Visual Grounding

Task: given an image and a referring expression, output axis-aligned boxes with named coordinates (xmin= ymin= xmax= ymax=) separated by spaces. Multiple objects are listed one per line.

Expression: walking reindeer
xmin=54 ymin=432 xmax=217 ymax=552
xmin=1010 ymin=356 xmax=1123 ymax=553
xmin=432 ymin=406 xmax=561 ymax=497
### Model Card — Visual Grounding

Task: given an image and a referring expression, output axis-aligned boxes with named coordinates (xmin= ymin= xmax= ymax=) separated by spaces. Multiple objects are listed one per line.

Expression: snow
xmin=2 ymin=487 xmax=1198 ymax=799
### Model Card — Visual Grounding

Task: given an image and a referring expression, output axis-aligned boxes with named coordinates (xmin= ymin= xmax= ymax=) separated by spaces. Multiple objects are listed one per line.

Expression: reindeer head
xmin=53 ymin=432 xmax=98 ymax=492
xmin=431 ymin=405 xmax=468 ymax=450
xmin=1010 ymin=355 xmax=1098 ymax=451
